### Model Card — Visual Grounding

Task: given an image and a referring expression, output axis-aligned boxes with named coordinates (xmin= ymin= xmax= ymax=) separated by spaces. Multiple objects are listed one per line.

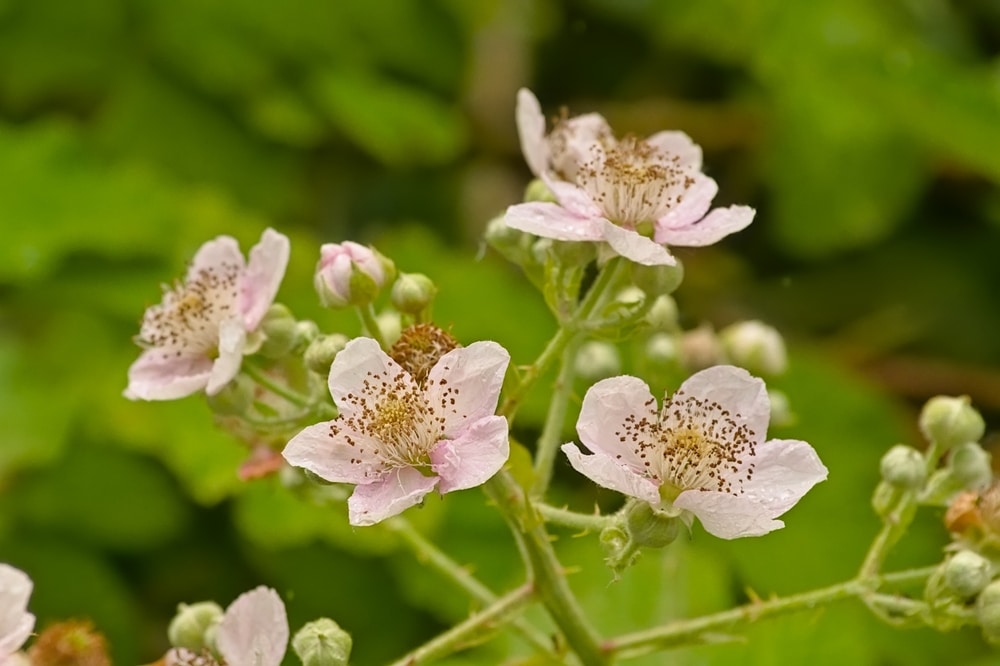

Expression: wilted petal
xmin=205 ymin=317 xmax=246 ymax=395
xmin=283 ymin=422 xmax=387 ymax=485
xmin=348 ymin=467 xmax=439 ymax=526
xmin=561 ymin=443 xmax=660 ymax=505
xmin=242 ymin=228 xmax=291 ymax=330
xmin=217 ymin=586 xmax=288 ymax=666
xmin=431 ymin=416 xmax=509 ymax=493
xmin=124 ymin=350 xmax=212 ymax=401
xmin=425 ymin=342 xmax=510 ymax=436
xmin=504 ymin=202 xmax=605 ymax=242
xmin=658 ymin=205 xmax=755 ymax=248
xmin=600 ymin=220 xmax=677 ymax=266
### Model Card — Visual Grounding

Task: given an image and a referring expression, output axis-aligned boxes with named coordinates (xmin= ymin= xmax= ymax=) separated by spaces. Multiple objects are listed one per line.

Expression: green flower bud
xmin=879 ymin=445 xmax=926 ymax=490
xmin=950 ymin=442 xmax=993 ymax=491
xmin=919 ymin=395 xmax=985 ymax=450
xmin=720 ymin=320 xmax=788 ymax=376
xmin=599 ymin=525 xmax=628 ymax=553
xmin=945 ymin=550 xmax=992 ymax=599
xmin=167 ymin=601 xmax=223 ymax=651
xmin=304 ymin=334 xmax=350 ymax=375
xmin=292 ymin=618 xmax=353 ymax=666
xmin=678 ymin=324 xmax=724 ymax=372
xmin=629 ymin=260 xmax=684 ymax=297
xmin=644 ymin=332 xmax=678 ymax=366
xmin=549 ymin=239 xmax=596 ymax=267
xmin=625 ymin=502 xmax=682 ymax=549
xmin=615 ymin=286 xmax=646 ymax=307
xmin=768 ymin=389 xmax=794 ymax=428
xmin=574 ymin=341 xmax=621 ymax=382
xmin=258 ymin=304 xmax=299 ymax=359
xmin=645 ymin=295 xmax=679 ymax=332
xmin=390 ymin=273 xmax=438 ymax=316
xmin=295 ymin=320 xmax=321 ymax=349
xmin=376 ymin=310 xmax=402 ymax=347
xmin=484 ymin=215 xmax=534 ymax=266
xmin=206 ymin=374 xmax=256 ymax=416
xmin=871 ymin=480 xmax=904 ymax=518
xmin=524 ymin=178 xmax=557 ymax=203
xmin=978 ymin=580 xmax=1000 ymax=644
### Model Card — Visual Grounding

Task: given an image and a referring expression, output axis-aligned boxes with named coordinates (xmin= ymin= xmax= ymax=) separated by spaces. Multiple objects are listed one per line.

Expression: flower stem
xmin=242 ymin=363 xmax=311 ymax=409
xmin=531 ymin=338 xmax=581 ymax=497
xmin=356 ymin=303 xmax=388 ymax=349
xmin=537 ymin=503 xmax=617 ymax=533
xmin=384 ymin=517 xmax=555 ymax=656
xmin=387 ymin=585 xmax=539 ymax=666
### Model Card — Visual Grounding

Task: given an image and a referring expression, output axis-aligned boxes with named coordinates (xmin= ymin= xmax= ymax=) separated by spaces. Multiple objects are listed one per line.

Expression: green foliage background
xmin=0 ymin=0 xmax=998 ymax=664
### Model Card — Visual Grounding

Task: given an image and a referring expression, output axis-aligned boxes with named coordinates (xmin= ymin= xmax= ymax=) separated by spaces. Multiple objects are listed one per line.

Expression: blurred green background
xmin=1 ymin=0 xmax=999 ymax=664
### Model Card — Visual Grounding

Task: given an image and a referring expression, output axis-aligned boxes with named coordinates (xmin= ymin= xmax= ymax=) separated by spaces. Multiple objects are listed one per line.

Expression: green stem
xmin=531 ymin=338 xmax=581 ymax=497
xmin=486 ymin=471 xmax=610 ymax=665
xmin=537 ymin=503 xmax=617 ymax=533
xmin=384 ymin=517 xmax=555 ymax=656
xmin=356 ymin=303 xmax=388 ymax=348
xmin=387 ymin=585 xmax=539 ymax=666
xmin=242 ymin=363 xmax=311 ymax=409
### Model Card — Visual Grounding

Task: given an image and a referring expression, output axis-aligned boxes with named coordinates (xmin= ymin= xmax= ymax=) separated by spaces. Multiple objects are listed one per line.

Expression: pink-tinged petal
xmin=577 ymin=375 xmax=659 ymax=472
xmin=674 ymin=365 xmax=770 ymax=451
xmin=654 ymin=175 xmax=718 ymax=235
xmin=504 ymin=202 xmax=604 ymax=242
xmin=0 ymin=564 xmax=34 ymax=657
xmin=550 ymin=113 xmax=614 ymax=179
xmin=657 ymin=205 xmax=755 ymax=248
xmin=217 ymin=586 xmax=288 ymax=666
xmin=516 ymin=88 xmax=548 ymax=177
xmin=242 ymin=228 xmax=290 ymax=331
xmin=673 ymin=489 xmax=785 ymax=539
xmin=646 ymin=130 xmax=702 ymax=170
xmin=425 ymin=342 xmax=510 ymax=436
xmin=599 ymin=219 xmax=677 ymax=266
xmin=187 ymin=235 xmax=244 ymax=282
xmin=741 ymin=438 xmax=828 ymax=514
xmin=547 ymin=180 xmax=605 ymax=217
xmin=283 ymin=422 xmax=387 ymax=484
xmin=206 ymin=317 xmax=246 ymax=395
xmin=327 ymin=338 xmax=417 ymax=421
xmin=348 ymin=467 xmax=439 ymax=526
xmin=430 ymin=416 xmax=509 ymax=493
xmin=561 ymin=443 xmax=660 ymax=505
xmin=124 ymin=350 xmax=212 ymax=401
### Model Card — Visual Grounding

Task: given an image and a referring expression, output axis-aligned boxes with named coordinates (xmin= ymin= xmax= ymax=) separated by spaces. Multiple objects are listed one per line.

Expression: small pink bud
xmin=314 ymin=242 xmax=395 ymax=309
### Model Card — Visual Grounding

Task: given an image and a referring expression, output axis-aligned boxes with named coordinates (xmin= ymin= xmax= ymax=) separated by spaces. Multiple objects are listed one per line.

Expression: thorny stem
xmin=357 ymin=303 xmax=389 ymax=349
xmin=531 ymin=338 xmax=581 ymax=498
xmin=537 ymin=503 xmax=620 ymax=533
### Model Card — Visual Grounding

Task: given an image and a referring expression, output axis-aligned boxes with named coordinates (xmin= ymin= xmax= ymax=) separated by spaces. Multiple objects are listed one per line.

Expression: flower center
xmin=138 ymin=262 xmax=241 ymax=356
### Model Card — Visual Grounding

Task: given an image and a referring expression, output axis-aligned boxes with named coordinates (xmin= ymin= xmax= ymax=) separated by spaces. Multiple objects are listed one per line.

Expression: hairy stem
xmin=531 ymin=338 xmax=581 ymax=497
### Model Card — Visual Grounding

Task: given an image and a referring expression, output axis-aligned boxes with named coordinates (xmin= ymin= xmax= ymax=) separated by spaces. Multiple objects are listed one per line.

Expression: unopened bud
xmin=206 ymin=374 xmax=256 ymax=416
xmin=391 ymin=273 xmax=437 ymax=316
xmin=314 ymin=242 xmax=394 ymax=309
xmin=944 ymin=550 xmax=992 ymax=599
xmin=292 ymin=618 xmax=353 ymax=666
xmin=678 ymin=324 xmax=724 ymax=371
xmin=304 ymin=334 xmax=350 ymax=375
xmin=167 ymin=602 xmax=222 ymax=651
xmin=630 ymin=261 xmax=684 ymax=297
xmin=376 ymin=310 xmax=402 ymax=346
xmin=549 ymin=239 xmax=596 ymax=267
xmin=768 ymin=389 xmax=794 ymax=427
xmin=720 ymin=320 xmax=788 ymax=376
xmin=978 ymin=580 xmax=1000 ymax=644
xmin=644 ymin=332 xmax=678 ymax=366
xmin=574 ymin=341 xmax=621 ymax=382
xmin=919 ymin=395 xmax=985 ymax=450
xmin=258 ymin=304 xmax=299 ymax=359
xmin=625 ymin=502 xmax=682 ymax=549
xmin=880 ymin=445 xmax=926 ymax=489
xmin=524 ymin=178 xmax=557 ymax=203
xmin=295 ymin=320 xmax=321 ymax=349
xmin=645 ymin=295 xmax=679 ymax=332
xmin=949 ymin=442 xmax=993 ymax=491
xmin=615 ymin=286 xmax=645 ymax=307
xmin=484 ymin=215 xmax=534 ymax=266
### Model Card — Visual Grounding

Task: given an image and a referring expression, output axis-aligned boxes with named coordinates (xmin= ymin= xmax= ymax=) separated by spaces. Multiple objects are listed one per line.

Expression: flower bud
xmin=376 ymin=309 xmax=402 ymax=346
xmin=879 ymin=445 xmax=926 ymax=490
xmin=629 ymin=261 xmax=684 ymax=297
xmin=314 ymin=242 xmax=394 ymax=309
xmin=295 ymin=320 xmax=321 ymax=349
xmin=524 ymin=178 xmax=557 ymax=203
xmin=292 ymin=618 xmax=353 ymax=666
xmin=768 ymin=389 xmax=794 ymax=428
xmin=574 ymin=341 xmax=621 ymax=382
xmin=484 ymin=215 xmax=534 ymax=266
xmin=645 ymin=295 xmax=679 ymax=332
xmin=949 ymin=442 xmax=993 ymax=491
xmin=625 ymin=502 xmax=682 ymax=549
xmin=390 ymin=273 xmax=437 ymax=316
xmin=205 ymin=373 xmax=256 ymax=416
xmin=978 ymin=580 xmax=1000 ymax=644
xmin=168 ymin=601 xmax=224 ymax=651
xmin=304 ymin=334 xmax=350 ymax=375
xmin=615 ymin=286 xmax=645 ymax=307
xmin=258 ymin=303 xmax=299 ymax=359
xmin=548 ymin=239 xmax=596 ymax=267
xmin=720 ymin=320 xmax=788 ymax=376
xmin=678 ymin=324 xmax=724 ymax=372
xmin=944 ymin=550 xmax=992 ymax=599
xmin=919 ymin=395 xmax=985 ymax=450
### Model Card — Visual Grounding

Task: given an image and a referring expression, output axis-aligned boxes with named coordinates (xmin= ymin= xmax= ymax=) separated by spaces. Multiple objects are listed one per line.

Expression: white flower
xmin=0 ymin=564 xmax=35 ymax=661
xmin=505 ymin=88 xmax=754 ymax=266
xmin=562 ymin=365 xmax=827 ymax=538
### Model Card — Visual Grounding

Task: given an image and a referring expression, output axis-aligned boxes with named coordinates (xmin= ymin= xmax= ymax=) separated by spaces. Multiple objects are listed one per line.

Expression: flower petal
xmin=561 ymin=443 xmax=660 ymax=505
xmin=516 ymin=88 xmax=548 ymax=177
xmin=504 ymin=202 xmax=604 ymax=242
xmin=348 ymin=467 xmax=439 ymax=526
xmin=242 ymin=228 xmax=290 ymax=331
xmin=673 ymin=489 xmax=785 ymax=539
xmin=327 ymin=337 xmax=418 ymax=421
xmin=600 ymin=219 xmax=677 ymax=266
xmin=658 ymin=205 xmax=755 ymax=248
xmin=646 ymin=130 xmax=702 ymax=170
xmin=577 ymin=375 xmax=660 ymax=472
xmin=124 ymin=350 xmax=212 ymax=401
xmin=673 ymin=365 xmax=770 ymax=455
xmin=283 ymin=422 xmax=387 ymax=485
xmin=425 ymin=341 xmax=510 ymax=437
xmin=547 ymin=180 xmax=605 ymax=218
xmin=217 ymin=586 xmax=288 ymax=666
xmin=654 ymin=175 xmax=718 ymax=235
xmin=206 ymin=317 xmax=246 ymax=395
xmin=0 ymin=564 xmax=34 ymax=657
xmin=430 ymin=416 xmax=509 ymax=493
xmin=187 ymin=235 xmax=244 ymax=282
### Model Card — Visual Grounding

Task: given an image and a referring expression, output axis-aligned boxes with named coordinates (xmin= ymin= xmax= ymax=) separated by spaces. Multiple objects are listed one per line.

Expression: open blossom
xmin=314 ymin=242 xmax=394 ymax=308
xmin=505 ymin=88 xmax=755 ymax=266
xmin=126 ymin=228 xmax=290 ymax=401
xmin=0 ymin=563 xmax=35 ymax=662
xmin=562 ymin=365 xmax=827 ymax=539
xmin=166 ymin=587 xmax=288 ymax=666
xmin=283 ymin=337 xmax=511 ymax=526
